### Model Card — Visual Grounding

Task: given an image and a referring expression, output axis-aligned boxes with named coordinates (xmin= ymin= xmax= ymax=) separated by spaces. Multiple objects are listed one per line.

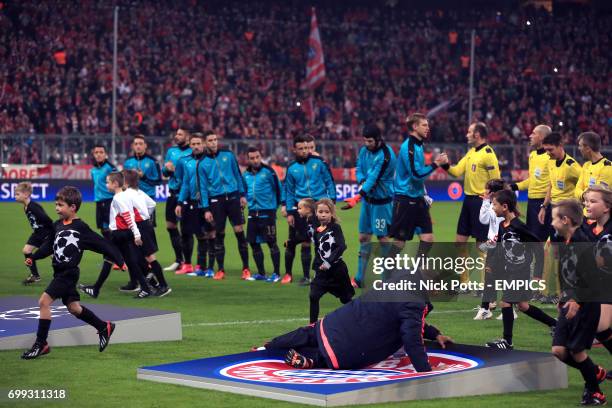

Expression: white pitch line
xmin=182 ymin=305 xmax=559 ymax=328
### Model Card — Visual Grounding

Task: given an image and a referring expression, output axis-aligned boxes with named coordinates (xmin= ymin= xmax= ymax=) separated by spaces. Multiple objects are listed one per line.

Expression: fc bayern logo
xmin=219 ymin=353 xmax=481 ymax=384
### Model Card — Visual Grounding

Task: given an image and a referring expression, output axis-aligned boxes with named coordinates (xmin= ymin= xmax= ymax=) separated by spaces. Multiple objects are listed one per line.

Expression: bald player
xmin=511 ymin=124 xmax=554 ymax=240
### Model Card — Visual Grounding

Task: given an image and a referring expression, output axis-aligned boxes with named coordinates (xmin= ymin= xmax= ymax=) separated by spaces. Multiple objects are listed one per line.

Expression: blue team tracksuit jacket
xmin=356 ymin=143 xmax=396 ymax=203
xmin=163 ymin=145 xmax=192 ymax=192
xmin=90 ymin=160 xmax=116 ymax=202
xmin=394 ymin=136 xmax=438 ymax=198
xmin=242 ymin=164 xmax=284 ymax=211
xmin=178 ymin=153 xmax=209 ymax=209
xmin=200 ymin=149 xmax=246 ymax=198
xmin=284 ymin=155 xmax=336 ymax=211
xmin=123 ymin=154 xmax=161 ymax=198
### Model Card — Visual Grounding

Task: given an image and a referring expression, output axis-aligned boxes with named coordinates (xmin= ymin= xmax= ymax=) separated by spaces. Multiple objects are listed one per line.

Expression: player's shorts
xmin=389 ymin=195 xmax=432 ymax=241
xmin=181 ymin=201 xmax=214 ymax=237
xmin=288 ymin=212 xmax=312 ymax=244
xmin=526 ymin=198 xmax=553 ymax=241
xmin=457 ymin=195 xmax=488 ymax=241
xmin=359 ymin=198 xmax=392 ymax=237
xmin=137 ymin=220 xmax=158 ymax=257
xmin=209 ymin=193 xmax=245 ymax=234
xmin=553 ymin=302 xmax=601 ymax=353
xmin=26 ymin=229 xmax=52 ymax=248
xmin=310 ymin=260 xmax=355 ymax=301
xmin=247 ymin=210 xmax=277 ymax=244
xmin=95 ymin=198 xmax=113 ymax=230
xmin=45 ymin=275 xmax=80 ymax=306
xmin=165 ymin=189 xmax=180 ymax=224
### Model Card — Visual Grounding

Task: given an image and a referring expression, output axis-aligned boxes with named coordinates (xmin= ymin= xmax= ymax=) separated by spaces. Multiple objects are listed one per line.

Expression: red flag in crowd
xmin=304 ymin=7 xmax=326 ymax=90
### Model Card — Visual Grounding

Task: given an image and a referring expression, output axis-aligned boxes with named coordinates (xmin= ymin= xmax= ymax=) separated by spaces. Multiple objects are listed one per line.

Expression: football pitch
xmin=0 ymin=201 xmax=609 ymax=407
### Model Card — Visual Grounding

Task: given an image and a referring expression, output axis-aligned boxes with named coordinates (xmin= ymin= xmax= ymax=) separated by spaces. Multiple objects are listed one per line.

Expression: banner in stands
xmin=0 ymin=180 xmax=528 ymax=202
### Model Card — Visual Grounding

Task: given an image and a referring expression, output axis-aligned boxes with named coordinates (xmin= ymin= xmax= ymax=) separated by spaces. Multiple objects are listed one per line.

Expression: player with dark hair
xmin=15 ymin=182 xmax=54 ymax=285
xmin=198 ymin=131 xmax=249 ymax=280
xmin=242 ymin=146 xmax=283 ymax=282
xmin=485 ymin=190 xmax=557 ymax=350
xmin=537 ymin=131 xmax=582 ymax=303
xmin=575 ymin=131 xmax=612 ymax=199
xmin=283 ymin=134 xmax=336 ymax=285
xmin=175 ymin=133 xmax=215 ymax=277
xmin=343 ymin=123 xmax=396 ymax=288
xmin=123 ymin=134 xmax=162 ymax=226
xmin=21 ymin=186 xmax=124 ymax=359
xmin=162 ymin=127 xmax=192 ymax=272
xmin=550 ymin=198 xmax=608 ymax=406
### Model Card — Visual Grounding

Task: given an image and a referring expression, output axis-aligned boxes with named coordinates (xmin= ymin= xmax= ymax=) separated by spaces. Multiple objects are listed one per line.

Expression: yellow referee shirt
xmin=515 ymin=148 xmax=551 ymax=199
xmin=574 ymin=157 xmax=612 ymax=199
xmin=448 ymin=143 xmax=500 ymax=196
xmin=548 ymin=153 xmax=582 ymax=203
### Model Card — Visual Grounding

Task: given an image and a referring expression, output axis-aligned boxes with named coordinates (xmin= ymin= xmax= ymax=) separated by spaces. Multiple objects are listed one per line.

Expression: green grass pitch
xmin=0 ymin=201 xmax=609 ymax=407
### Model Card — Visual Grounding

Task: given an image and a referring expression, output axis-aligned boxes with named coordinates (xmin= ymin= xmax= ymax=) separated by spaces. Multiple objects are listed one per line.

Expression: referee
xmin=510 ymin=124 xmax=554 ymax=240
xmin=441 ymin=122 xmax=500 ymax=286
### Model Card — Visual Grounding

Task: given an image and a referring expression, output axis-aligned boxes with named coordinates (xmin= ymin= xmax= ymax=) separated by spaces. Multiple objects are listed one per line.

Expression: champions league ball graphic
xmin=560 ymin=250 xmax=579 ymax=288
xmin=53 ymin=229 xmax=81 ymax=263
xmin=501 ymin=231 xmax=526 ymax=265
xmin=594 ymin=234 xmax=612 ymax=275
xmin=318 ymin=231 xmax=335 ymax=260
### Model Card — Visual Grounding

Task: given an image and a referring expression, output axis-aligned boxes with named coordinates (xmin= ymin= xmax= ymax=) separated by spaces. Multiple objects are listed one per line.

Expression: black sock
xmin=25 ymin=254 xmax=39 ymax=276
xmin=207 ymin=238 xmax=215 ymax=269
xmin=196 ymin=237 xmax=207 ymax=268
xmin=502 ymin=307 xmax=514 ymax=344
xmin=285 ymin=241 xmax=296 ymax=276
xmin=251 ymin=243 xmax=265 ymax=275
xmin=94 ymin=261 xmax=112 ymax=292
xmin=235 ymin=231 xmax=249 ymax=269
xmin=77 ymin=306 xmax=106 ymax=331
xmin=215 ymin=233 xmax=225 ymax=270
xmin=150 ymin=260 xmax=167 ymax=287
xmin=481 ymin=302 xmax=490 ymax=310
xmin=36 ymin=318 xmax=51 ymax=344
xmin=309 ymin=295 xmax=321 ymax=323
xmin=559 ymin=353 xmax=581 ymax=369
xmin=168 ymin=228 xmax=183 ymax=263
xmin=269 ymin=242 xmax=280 ymax=275
xmin=576 ymin=357 xmax=601 ymax=393
xmin=301 ymin=245 xmax=311 ymax=279
xmin=595 ymin=329 xmax=612 ymax=354
xmin=181 ymin=233 xmax=193 ymax=265
xmin=523 ymin=305 xmax=557 ymax=327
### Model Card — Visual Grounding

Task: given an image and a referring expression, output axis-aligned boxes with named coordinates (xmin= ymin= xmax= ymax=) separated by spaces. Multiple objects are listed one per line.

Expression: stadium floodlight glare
xmin=296 ymin=101 xmax=301 ymax=107
xmin=526 ymin=20 xmax=532 ymax=26
xmin=553 ymin=67 xmax=558 ymax=73
xmin=559 ymin=121 xmax=564 ymax=127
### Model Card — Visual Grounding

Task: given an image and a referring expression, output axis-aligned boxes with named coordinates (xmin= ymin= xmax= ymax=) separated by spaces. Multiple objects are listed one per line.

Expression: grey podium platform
xmin=0 ymin=296 xmax=181 ymax=350
xmin=137 ymin=342 xmax=567 ymax=406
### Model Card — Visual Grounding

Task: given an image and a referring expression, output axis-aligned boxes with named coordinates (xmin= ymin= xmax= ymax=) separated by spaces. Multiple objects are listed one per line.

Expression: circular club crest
xmin=219 ymin=353 xmax=480 ymax=385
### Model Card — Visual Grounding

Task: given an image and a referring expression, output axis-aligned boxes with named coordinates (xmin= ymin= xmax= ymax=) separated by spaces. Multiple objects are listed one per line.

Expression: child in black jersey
xmin=309 ymin=199 xmax=354 ymax=323
xmin=485 ymin=190 xmax=557 ymax=350
xmin=15 ymin=182 xmax=54 ymax=285
xmin=21 ymin=186 xmax=125 ymax=359
xmin=550 ymin=198 xmax=607 ymax=406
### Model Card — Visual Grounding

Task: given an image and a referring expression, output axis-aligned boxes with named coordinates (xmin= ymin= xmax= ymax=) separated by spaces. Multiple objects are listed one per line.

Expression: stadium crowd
xmin=1 ymin=0 xmax=610 ymax=154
